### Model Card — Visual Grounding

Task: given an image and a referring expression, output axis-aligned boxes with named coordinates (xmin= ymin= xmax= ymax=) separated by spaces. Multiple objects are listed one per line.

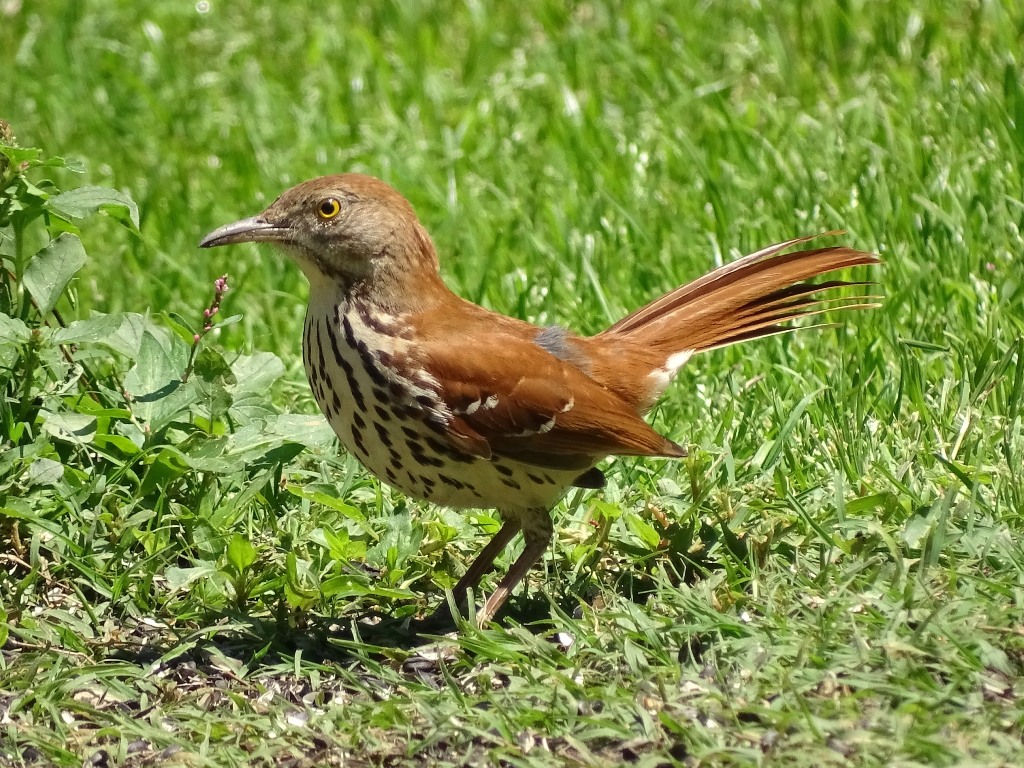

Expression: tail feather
xmin=600 ymin=234 xmax=880 ymax=358
xmin=604 ymin=233 xmax=832 ymax=335
xmin=691 ymin=285 xmax=882 ymax=352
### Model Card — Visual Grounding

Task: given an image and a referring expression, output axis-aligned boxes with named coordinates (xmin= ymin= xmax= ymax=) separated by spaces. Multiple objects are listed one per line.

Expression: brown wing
xmin=413 ymin=326 xmax=685 ymax=472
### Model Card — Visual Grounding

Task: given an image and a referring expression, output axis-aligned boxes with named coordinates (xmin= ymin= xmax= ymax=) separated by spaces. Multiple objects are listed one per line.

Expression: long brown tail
xmin=603 ymin=232 xmax=879 ymax=352
xmin=585 ymin=233 xmax=880 ymax=410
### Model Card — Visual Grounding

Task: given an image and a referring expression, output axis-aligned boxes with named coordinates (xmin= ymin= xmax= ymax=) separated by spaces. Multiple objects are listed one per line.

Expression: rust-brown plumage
xmin=201 ymin=174 xmax=879 ymax=626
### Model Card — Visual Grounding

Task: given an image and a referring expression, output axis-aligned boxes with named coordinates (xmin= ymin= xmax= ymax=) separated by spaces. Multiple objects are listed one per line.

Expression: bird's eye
xmin=317 ymin=198 xmax=341 ymax=220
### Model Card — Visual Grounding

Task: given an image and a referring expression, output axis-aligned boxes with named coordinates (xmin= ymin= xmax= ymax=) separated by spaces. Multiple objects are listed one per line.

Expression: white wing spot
xmin=510 ymin=415 xmax=556 ymax=438
xmin=455 ymin=394 xmax=498 ymax=416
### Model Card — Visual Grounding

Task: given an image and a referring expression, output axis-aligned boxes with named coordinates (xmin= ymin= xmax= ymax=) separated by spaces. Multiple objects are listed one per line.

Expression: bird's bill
xmin=199 ymin=216 xmax=289 ymax=248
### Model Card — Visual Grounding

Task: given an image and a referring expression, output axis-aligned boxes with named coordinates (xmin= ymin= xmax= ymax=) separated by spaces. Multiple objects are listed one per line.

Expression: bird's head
xmin=200 ymin=174 xmax=442 ymax=301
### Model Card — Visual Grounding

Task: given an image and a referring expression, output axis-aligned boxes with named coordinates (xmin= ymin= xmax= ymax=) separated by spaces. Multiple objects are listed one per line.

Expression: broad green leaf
xmin=372 ymin=512 xmax=422 ymax=570
xmin=319 ymin=574 xmax=371 ymax=599
xmin=226 ymin=534 xmax=258 ymax=574
xmin=164 ymin=312 xmax=199 ymax=345
xmin=846 ymin=493 xmax=893 ymax=516
xmin=123 ymin=326 xmax=196 ymax=428
xmin=55 ymin=396 xmax=131 ymax=421
xmin=624 ymin=513 xmax=661 ymax=549
xmin=181 ymin=434 xmax=228 ymax=463
xmin=319 ymin=574 xmax=410 ymax=600
xmin=0 ymin=434 xmax=47 ymax=476
xmin=2 ymin=178 xmax=50 ymax=223
xmin=231 ymin=352 xmax=285 ymax=392
xmin=902 ymin=510 xmax=933 ymax=549
xmin=227 ymin=352 xmax=285 ymax=423
xmin=318 ymin=526 xmax=367 ymax=561
xmin=48 ymin=185 xmax=140 ymax=230
xmin=0 ymin=313 xmax=31 ymax=345
xmin=0 ymin=144 xmax=41 ymax=164
xmin=52 ymin=312 xmax=149 ymax=359
xmin=263 ymin=413 xmax=336 ymax=449
xmin=165 ymin=563 xmax=222 ymax=592
xmin=180 ymin=421 xmax=305 ymax=473
xmin=212 ymin=313 xmax=242 ymax=329
xmin=194 ymin=346 xmax=235 ymax=383
xmin=289 ymin=485 xmax=367 ymax=522
xmin=0 ymin=499 xmax=66 ymax=536
xmin=27 ymin=457 xmax=64 ymax=486
xmin=22 ymin=234 xmax=87 ymax=315
xmin=284 ymin=552 xmax=319 ymax=610
xmin=93 ymin=432 xmax=143 ymax=457
xmin=140 ymin=446 xmax=190 ymax=497
xmin=319 ymin=526 xmax=350 ymax=551
xmin=0 ymin=144 xmax=75 ymax=171
xmin=53 ymin=314 xmax=130 ymax=349
xmin=115 ymin=419 xmax=146 ymax=449
xmin=105 ymin=313 xmax=150 ymax=358
xmin=590 ymin=498 xmax=624 ymax=522
xmin=193 ymin=347 xmax=234 ymax=422
xmin=134 ymin=375 xmax=200 ymax=433
xmin=0 ymin=226 xmax=13 ymax=258
xmin=213 ymin=468 xmax=277 ymax=521
xmin=41 ymin=410 xmax=97 ymax=444
xmin=221 ymin=420 xmax=300 ymax=458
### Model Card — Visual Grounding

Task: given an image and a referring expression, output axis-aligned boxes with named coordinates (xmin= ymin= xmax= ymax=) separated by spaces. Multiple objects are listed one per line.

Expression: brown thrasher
xmin=200 ymin=174 xmax=878 ymax=626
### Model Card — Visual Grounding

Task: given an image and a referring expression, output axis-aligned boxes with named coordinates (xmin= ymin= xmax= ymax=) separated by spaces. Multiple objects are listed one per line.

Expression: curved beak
xmin=199 ymin=216 xmax=290 ymax=248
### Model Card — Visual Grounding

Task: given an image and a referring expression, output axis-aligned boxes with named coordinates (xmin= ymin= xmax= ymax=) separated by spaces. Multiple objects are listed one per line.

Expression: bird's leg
xmin=425 ymin=519 xmax=520 ymax=625
xmin=450 ymin=519 xmax=521 ymax=607
xmin=477 ymin=508 xmax=553 ymax=627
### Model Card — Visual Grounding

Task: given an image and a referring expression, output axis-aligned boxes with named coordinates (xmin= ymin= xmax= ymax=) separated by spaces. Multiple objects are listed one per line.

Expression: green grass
xmin=2 ymin=0 xmax=1024 ymax=765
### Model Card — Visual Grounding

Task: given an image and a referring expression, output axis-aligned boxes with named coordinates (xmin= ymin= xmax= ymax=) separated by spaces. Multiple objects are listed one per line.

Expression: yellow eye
xmin=317 ymin=198 xmax=341 ymax=219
